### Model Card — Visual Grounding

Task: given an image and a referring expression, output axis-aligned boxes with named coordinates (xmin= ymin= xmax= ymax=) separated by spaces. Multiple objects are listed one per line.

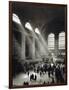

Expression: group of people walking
xmin=23 ymin=62 xmax=65 ymax=85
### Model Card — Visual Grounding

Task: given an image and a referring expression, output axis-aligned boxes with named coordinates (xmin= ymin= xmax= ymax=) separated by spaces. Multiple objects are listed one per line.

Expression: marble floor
xmin=13 ymin=71 xmax=56 ymax=86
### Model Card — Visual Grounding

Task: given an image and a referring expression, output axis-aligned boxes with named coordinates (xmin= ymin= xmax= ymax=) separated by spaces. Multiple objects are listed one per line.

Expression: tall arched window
xmin=59 ymin=32 xmax=65 ymax=49
xmin=48 ymin=33 xmax=55 ymax=50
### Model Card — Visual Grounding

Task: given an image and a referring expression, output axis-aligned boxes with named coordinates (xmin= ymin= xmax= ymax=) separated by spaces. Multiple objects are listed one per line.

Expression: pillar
xmin=21 ymin=32 xmax=25 ymax=60
xmin=55 ymin=33 xmax=59 ymax=57
xmin=28 ymin=36 xmax=35 ymax=60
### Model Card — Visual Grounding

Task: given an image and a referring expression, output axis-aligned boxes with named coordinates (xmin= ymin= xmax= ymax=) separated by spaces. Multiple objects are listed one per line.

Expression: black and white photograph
xmin=9 ymin=1 xmax=67 ymax=88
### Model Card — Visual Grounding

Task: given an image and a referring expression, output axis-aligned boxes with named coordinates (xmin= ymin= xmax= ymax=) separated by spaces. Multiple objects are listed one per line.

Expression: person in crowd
xmin=34 ymin=74 xmax=37 ymax=81
xmin=48 ymin=64 xmax=51 ymax=77
xmin=23 ymin=82 xmax=29 ymax=85
xmin=55 ymin=64 xmax=64 ymax=83
xmin=43 ymin=63 xmax=47 ymax=73
xmin=30 ymin=74 xmax=34 ymax=81
xmin=27 ymin=71 xmax=29 ymax=76
xmin=40 ymin=71 xmax=42 ymax=76
xmin=51 ymin=63 xmax=54 ymax=76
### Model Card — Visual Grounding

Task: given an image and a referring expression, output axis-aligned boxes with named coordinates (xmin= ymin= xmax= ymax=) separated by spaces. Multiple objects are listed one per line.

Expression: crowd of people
xmin=22 ymin=61 xmax=65 ymax=85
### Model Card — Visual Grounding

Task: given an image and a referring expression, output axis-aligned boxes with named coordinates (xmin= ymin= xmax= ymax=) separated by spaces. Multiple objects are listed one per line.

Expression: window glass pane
xmin=59 ymin=32 xmax=65 ymax=49
xmin=48 ymin=33 xmax=55 ymax=50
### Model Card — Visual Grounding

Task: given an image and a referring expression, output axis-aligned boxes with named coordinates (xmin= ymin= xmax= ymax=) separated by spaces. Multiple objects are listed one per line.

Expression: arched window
xmin=25 ymin=22 xmax=32 ymax=31
xmin=59 ymin=32 xmax=65 ymax=49
xmin=48 ymin=33 xmax=55 ymax=50
xmin=13 ymin=13 xmax=21 ymax=25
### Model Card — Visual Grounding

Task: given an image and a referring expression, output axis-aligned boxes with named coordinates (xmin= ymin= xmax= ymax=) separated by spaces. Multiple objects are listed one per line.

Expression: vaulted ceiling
xmin=12 ymin=2 xmax=67 ymax=35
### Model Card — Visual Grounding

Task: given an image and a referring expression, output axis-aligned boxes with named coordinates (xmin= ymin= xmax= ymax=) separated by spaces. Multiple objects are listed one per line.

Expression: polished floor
xmin=13 ymin=70 xmax=56 ymax=86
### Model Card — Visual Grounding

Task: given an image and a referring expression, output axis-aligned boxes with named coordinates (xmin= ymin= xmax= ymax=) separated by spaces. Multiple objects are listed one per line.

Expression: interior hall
xmin=12 ymin=2 xmax=66 ymax=86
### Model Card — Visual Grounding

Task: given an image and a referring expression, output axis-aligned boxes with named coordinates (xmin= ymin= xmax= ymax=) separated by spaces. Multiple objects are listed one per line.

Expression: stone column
xmin=55 ymin=33 xmax=59 ymax=57
xmin=28 ymin=36 xmax=35 ymax=60
xmin=32 ymin=36 xmax=35 ymax=60
xmin=21 ymin=32 xmax=25 ymax=60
